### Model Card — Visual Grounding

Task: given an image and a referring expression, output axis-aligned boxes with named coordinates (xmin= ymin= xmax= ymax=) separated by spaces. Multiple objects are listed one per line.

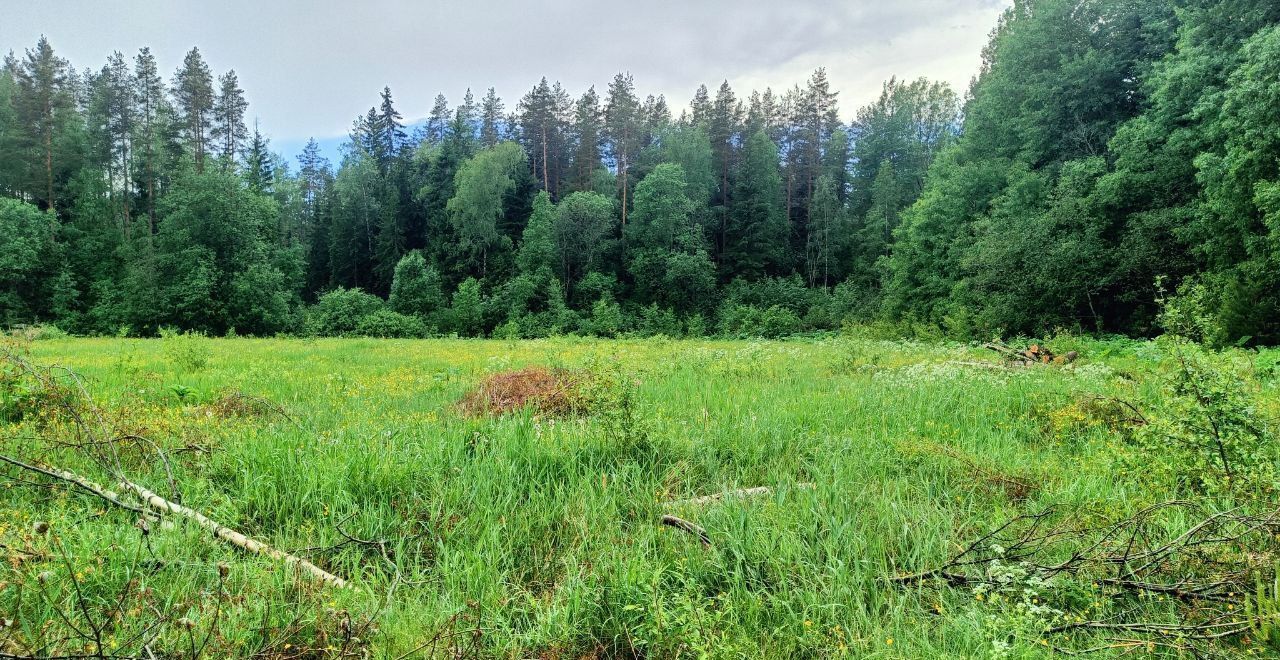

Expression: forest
xmin=0 ymin=0 xmax=1272 ymax=343
xmin=4 ymin=1 xmax=1280 ymax=657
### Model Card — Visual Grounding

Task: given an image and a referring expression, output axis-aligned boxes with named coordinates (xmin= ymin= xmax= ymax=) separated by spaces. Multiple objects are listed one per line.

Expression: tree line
xmin=2 ymin=0 xmax=1279 ymax=343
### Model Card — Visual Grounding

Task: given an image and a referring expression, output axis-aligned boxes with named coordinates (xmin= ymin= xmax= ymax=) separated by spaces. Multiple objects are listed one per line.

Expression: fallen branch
xmin=659 ymin=514 xmax=711 ymax=546
xmin=0 ymin=454 xmax=155 ymax=521
xmin=668 ymin=482 xmax=815 ymax=507
xmin=984 ymin=342 xmax=1036 ymax=363
xmin=121 ymin=480 xmax=347 ymax=588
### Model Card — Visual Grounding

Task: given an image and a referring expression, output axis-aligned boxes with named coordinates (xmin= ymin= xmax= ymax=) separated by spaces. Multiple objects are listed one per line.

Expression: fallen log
xmin=121 ymin=480 xmax=347 ymax=588
xmin=668 ymin=482 xmax=815 ymax=507
xmin=0 ymin=454 xmax=154 ymax=521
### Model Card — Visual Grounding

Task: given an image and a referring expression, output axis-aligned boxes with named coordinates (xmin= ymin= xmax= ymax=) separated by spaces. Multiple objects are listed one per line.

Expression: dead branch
xmin=659 ymin=514 xmax=711 ymax=546
xmin=120 ymin=480 xmax=347 ymax=588
xmin=0 ymin=454 xmax=155 ymax=521
xmin=668 ymin=482 xmax=815 ymax=507
xmin=892 ymin=501 xmax=1280 ymax=655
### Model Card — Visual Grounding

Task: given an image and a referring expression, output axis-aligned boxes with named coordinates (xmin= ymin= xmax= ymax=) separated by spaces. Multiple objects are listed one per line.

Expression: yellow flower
xmin=886 ymin=638 xmax=894 ymax=646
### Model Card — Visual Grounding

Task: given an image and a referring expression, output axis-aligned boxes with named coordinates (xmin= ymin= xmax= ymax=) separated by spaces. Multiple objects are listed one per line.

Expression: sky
xmin=2 ymin=0 xmax=1011 ymax=161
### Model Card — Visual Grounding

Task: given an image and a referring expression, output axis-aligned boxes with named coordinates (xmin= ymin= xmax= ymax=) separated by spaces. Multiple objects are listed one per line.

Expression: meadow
xmin=1 ymin=333 xmax=1278 ymax=658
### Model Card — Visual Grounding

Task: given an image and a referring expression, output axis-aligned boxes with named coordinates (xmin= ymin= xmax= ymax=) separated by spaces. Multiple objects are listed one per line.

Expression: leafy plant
xmin=159 ymin=327 xmax=211 ymax=373
xmin=1246 ymin=568 xmax=1280 ymax=652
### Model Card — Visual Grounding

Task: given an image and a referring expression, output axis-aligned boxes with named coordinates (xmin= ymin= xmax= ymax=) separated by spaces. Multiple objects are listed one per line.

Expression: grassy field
xmin=1 ymin=334 xmax=1278 ymax=658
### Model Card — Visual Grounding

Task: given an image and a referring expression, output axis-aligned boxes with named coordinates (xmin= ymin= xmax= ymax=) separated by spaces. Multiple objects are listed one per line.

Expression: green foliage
xmin=0 ymin=199 xmax=59 ymax=326
xmin=719 ymin=304 xmax=803 ymax=339
xmin=551 ymin=192 xmax=616 ymax=300
xmin=158 ymin=327 xmax=211 ymax=372
xmin=1246 ymin=570 xmax=1280 ymax=652
xmin=355 ymin=308 xmax=429 ymax=338
xmin=388 ymin=251 xmax=444 ymax=319
xmin=589 ymin=296 xmax=623 ymax=337
xmin=307 ymin=287 xmax=385 ymax=337
xmin=725 ymin=131 xmax=788 ymax=279
xmin=447 ymin=142 xmax=525 ymax=278
xmin=449 ymin=277 xmax=485 ymax=337
xmin=7 ymin=9 xmax=1280 ymax=342
xmin=1132 ymin=339 xmax=1274 ymax=495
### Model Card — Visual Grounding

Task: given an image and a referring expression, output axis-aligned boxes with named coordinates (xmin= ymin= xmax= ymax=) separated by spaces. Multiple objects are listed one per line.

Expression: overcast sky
xmin=3 ymin=0 xmax=1010 ymax=154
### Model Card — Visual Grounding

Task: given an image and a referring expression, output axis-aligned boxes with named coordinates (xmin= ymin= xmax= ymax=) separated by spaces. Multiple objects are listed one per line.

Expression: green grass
xmin=0 ymin=335 xmax=1276 ymax=657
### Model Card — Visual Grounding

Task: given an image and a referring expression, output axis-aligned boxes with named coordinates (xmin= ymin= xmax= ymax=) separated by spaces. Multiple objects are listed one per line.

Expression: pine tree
xmin=9 ymin=36 xmax=77 ymax=212
xmin=569 ymin=87 xmax=602 ymax=193
xmin=604 ymin=72 xmax=641 ymax=228
xmin=518 ymin=78 xmax=569 ymax=197
xmin=377 ymin=86 xmax=405 ymax=165
xmin=172 ymin=47 xmax=214 ymax=173
xmin=244 ymin=120 xmax=272 ymax=192
xmin=726 ymin=130 xmax=788 ymax=279
xmin=211 ymin=70 xmax=248 ymax=166
xmin=297 ymin=138 xmax=333 ymax=296
xmin=133 ymin=47 xmax=166 ymax=233
xmin=689 ymin=84 xmax=711 ymax=126
xmin=480 ymin=87 xmax=504 ymax=148
xmin=708 ymin=80 xmax=741 ymax=206
xmin=88 ymin=51 xmax=135 ymax=232
xmin=426 ymin=94 xmax=450 ymax=145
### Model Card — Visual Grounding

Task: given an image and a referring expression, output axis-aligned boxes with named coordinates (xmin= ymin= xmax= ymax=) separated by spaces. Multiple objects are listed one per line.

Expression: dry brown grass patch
xmin=459 ymin=367 xmax=588 ymax=418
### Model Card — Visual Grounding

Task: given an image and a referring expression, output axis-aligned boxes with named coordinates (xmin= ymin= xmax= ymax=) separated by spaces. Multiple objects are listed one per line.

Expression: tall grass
xmin=0 ymin=335 xmax=1274 ymax=657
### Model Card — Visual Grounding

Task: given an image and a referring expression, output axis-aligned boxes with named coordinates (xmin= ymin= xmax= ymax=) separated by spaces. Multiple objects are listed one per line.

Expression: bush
xmin=718 ymin=304 xmax=802 ymax=339
xmin=354 ymin=309 xmax=429 ymax=338
xmin=8 ymin=324 xmax=69 ymax=341
xmin=307 ymin=288 xmax=385 ymax=337
xmin=450 ymin=278 xmax=486 ymax=337
xmin=159 ymin=327 xmax=212 ymax=372
xmin=635 ymin=304 xmax=681 ymax=337
xmin=1129 ymin=339 xmax=1275 ymax=496
xmin=589 ymin=297 xmax=624 ymax=338
xmin=389 ymin=251 xmax=445 ymax=318
xmin=721 ymin=275 xmax=816 ymax=315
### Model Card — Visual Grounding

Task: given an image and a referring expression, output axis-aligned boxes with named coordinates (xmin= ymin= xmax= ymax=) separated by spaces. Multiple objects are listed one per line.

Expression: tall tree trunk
xmin=541 ymin=124 xmax=548 ymax=193
xmin=43 ymin=96 xmax=54 ymax=213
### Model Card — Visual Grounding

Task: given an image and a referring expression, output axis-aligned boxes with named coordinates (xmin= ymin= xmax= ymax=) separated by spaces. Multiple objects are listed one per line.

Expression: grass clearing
xmin=1 ymin=334 xmax=1277 ymax=657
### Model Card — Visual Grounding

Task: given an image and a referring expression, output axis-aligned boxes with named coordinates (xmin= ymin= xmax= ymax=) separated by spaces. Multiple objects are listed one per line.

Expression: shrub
xmin=718 ymin=304 xmax=802 ymax=339
xmin=492 ymin=319 xmax=521 ymax=340
xmin=159 ymin=327 xmax=211 ymax=372
xmin=307 ymin=288 xmax=385 ymax=336
xmin=636 ymin=304 xmax=681 ymax=337
xmin=450 ymin=278 xmax=486 ymax=337
xmin=1119 ymin=339 xmax=1275 ymax=496
xmin=389 ymin=251 xmax=445 ymax=318
xmin=684 ymin=313 xmax=707 ymax=337
xmin=589 ymin=297 xmax=624 ymax=338
xmin=8 ymin=324 xmax=69 ymax=341
xmin=354 ymin=309 xmax=429 ymax=338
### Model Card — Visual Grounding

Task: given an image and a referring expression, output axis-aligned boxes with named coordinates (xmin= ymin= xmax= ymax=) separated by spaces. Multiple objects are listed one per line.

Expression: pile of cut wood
xmin=983 ymin=341 xmax=1078 ymax=366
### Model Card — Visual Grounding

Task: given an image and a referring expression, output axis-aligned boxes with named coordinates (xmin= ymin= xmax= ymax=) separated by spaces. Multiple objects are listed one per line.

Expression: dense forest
xmin=1 ymin=0 xmax=1278 ymax=343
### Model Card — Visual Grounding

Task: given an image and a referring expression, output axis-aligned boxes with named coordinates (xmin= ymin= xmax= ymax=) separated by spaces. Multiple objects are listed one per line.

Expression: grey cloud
xmin=1 ymin=0 xmax=1009 ymax=146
